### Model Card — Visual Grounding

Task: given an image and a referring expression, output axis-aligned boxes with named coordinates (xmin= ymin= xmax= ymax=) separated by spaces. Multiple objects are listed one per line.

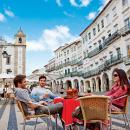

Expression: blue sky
xmin=0 ymin=0 xmax=108 ymax=75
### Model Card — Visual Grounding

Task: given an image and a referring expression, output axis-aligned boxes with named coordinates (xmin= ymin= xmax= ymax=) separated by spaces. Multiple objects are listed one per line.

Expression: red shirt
xmin=105 ymin=82 xmax=128 ymax=107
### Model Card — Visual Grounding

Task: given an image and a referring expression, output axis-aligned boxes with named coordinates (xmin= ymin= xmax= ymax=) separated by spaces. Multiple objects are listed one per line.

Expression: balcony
xmin=120 ymin=23 xmax=130 ymax=37
xmin=77 ymin=60 xmax=83 ymax=66
xmin=70 ymin=60 xmax=78 ymax=66
xmin=83 ymin=55 xmax=123 ymax=78
xmin=124 ymin=56 xmax=130 ymax=65
xmin=87 ymin=31 xmax=120 ymax=58
xmin=70 ymin=71 xmax=83 ymax=77
xmin=46 ymin=66 xmax=55 ymax=72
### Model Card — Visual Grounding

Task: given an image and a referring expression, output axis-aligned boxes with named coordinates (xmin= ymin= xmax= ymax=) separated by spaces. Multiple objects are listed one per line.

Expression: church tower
xmin=14 ymin=28 xmax=26 ymax=75
xmin=15 ymin=27 xmax=26 ymax=45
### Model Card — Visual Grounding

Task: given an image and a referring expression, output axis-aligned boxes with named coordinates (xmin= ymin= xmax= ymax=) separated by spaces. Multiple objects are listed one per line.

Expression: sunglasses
xmin=113 ymin=74 xmax=119 ymax=77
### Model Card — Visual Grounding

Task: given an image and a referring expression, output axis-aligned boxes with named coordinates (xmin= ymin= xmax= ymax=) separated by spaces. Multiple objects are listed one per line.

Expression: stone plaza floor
xmin=0 ymin=98 xmax=130 ymax=130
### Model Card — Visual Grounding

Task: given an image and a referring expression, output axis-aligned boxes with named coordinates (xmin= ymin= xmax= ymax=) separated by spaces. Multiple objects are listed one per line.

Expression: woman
xmin=105 ymin=68 xmax=130 ymax=110
xmin=72 ymin=68 xmax=130 ymax=129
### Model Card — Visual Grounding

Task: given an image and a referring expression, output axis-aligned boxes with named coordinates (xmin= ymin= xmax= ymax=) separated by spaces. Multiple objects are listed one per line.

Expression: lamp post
xmin=2 ymin=50 xmax=8 ymax=58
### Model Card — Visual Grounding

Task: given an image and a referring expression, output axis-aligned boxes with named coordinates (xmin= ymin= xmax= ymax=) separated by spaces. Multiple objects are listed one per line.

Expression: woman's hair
xmin=13 ymin=75 xmax=26 ymax=88
xmin=113 ymin=68 xmax=130 ymax=93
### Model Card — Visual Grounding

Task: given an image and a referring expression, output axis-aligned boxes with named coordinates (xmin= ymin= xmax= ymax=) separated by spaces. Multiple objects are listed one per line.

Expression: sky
xmin=0 ymin=0 xmax=110 ymax=75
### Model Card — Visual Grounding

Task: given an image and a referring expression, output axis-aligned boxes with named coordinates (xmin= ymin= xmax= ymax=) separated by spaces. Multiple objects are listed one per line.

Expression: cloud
xmin=69 ymin=0 xmax=91 ymax=7
xmin=63 ymin=11 xmax=74 ymax=17
xmin=56 ymin=0 xmax=62 ymax=6
xmin=4 ymin=9 xmax=15 ymax=17
xmin=27 ymin=25 xmax=77 ymax=52
xmin=3 ymin=35 xmax=14 ymax=43
xmin=0 ymin=13 xmax=6 ymax=22
xmin=80 ymin=0 xmax=91 ymax=7
xmin=70 ymin=0 xmax=79 ymax=7
xmin=86 ymin=12 xmax=96 ymax=20
xmin=98 ymin=0 xmax=110 ymax=12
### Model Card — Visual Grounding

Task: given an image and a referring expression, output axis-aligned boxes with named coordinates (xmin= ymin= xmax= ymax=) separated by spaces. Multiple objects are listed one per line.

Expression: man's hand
xmin=39 ymin=101 xmax=48 ymax=106
xmin=43 ymin=94 xmax=49 ymax=98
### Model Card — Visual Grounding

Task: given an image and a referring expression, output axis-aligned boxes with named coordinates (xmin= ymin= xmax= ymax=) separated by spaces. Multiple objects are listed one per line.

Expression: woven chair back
xmin=79 ymin=96 xmax=109 ymax=122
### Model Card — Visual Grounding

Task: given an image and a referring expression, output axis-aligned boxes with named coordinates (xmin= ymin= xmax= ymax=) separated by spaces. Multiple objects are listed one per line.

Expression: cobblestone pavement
xmin=0 ymin=97 xmax=130 ymax=130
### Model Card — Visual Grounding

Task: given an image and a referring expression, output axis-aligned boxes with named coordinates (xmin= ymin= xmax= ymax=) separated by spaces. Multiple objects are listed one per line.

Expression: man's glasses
xmin=113 ymin=74 xmax=119 ymax=77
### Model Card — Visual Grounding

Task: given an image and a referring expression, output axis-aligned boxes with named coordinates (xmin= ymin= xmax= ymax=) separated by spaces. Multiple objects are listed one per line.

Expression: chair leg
xmin=48 ymin=116 xmax=52 ymax=130
xmin=23 ymin=120 xmax=26 ymax=130
xmin=34 ymin=117 xmax=38 ymax=130
xmin=124 ymin=114 xmax=130 ymax=130
xmin=83 ymin=123 xmax=86 ymax=130
xmin=55 ymin=114 xmax=58 ymax=130
xmin=123 ymin=114 xmax=128 ymax=129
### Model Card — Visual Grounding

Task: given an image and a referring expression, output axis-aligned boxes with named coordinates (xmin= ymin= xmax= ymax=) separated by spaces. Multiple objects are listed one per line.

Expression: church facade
xmin=0 ymin=28 xmax=26 ymax=76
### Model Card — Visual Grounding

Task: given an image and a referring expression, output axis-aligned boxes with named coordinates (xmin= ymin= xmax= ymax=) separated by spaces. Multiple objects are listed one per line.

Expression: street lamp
xmin=2 ymin=50 xmax=8 ymax=58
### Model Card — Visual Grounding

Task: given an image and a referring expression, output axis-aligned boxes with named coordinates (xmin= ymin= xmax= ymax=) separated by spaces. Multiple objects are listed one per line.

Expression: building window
xmin=85 ymin=35 xmax=87 ymax=41
xmin=112 ymin=7 xmax=117 ymax=17
xmin=65 ymin=70 xmax=67 ymax=75
xmin=124 ymin=18 xmax=129 ymax=26
xmin=68 ymin=69 xmax=70 ymax=74
xmin=116 ymin=48 xmax=121 ymax=58
xmin=114 ymin=24 xmax=118 ymax=32
xmin=67 ymin=50 xmax=69 ymax=54
xmin=64 ymin=52 xmax=66 ymax=56
xmin=122 ymin=0 xmax=128 ymax=6
xmin=93 ymin=28 xmax=96 ymax=36
xmin=107 ymin=30 xmax=111 ymax=37
xmin=106 ymin=14 xmax=110 ymax=25
xmin=101 ymin=20 xmax=104 ymax=28
xmin=6 ymin=56 xmax=11 ymax=65
xmin=88 ymin=32 xmax=91 ymax=39
xmin=102 ymin=36 xmax=105 ymax=42
xmin=97 ymin=24 xmax=100 ymax=32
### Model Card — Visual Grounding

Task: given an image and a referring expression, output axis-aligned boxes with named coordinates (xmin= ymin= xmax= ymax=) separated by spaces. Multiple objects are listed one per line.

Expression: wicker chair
xmin=16 ymin=100 xmax=52 ymax=130
xmin=111 ymin=95 xmax=130 ymax=130
xmin=77 ymin=96 xmax=112 ymax=130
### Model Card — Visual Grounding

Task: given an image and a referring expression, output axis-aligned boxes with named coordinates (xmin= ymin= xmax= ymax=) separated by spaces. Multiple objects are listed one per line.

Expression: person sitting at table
xmin=31 ymin=75 xmax=59 ymax=102
xmin=72 ymin=68 xmax=130 ymax=129
xmin=14 ymin=74 xmax=63 ymax=116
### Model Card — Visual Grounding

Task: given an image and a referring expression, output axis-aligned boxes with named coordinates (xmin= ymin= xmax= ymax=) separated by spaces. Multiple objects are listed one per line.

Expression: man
xmin=31 ymin=75 xmax=58 ymax=102
xmin=14 ymin=75 xmax=63 ymax=116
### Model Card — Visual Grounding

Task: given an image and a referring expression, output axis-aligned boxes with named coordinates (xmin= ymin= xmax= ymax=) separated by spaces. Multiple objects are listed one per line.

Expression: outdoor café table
xmin=54 ymin=97 xmax=80 ymax=126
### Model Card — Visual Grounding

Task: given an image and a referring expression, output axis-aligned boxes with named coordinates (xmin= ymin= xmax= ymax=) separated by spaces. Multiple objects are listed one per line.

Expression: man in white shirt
xmin=31 ymin=75 xmax=58 ymax=102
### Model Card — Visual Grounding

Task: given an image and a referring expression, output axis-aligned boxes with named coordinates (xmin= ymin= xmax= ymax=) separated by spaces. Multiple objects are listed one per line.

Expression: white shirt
xmin=31 ymin=86 xmax=54 ymax=100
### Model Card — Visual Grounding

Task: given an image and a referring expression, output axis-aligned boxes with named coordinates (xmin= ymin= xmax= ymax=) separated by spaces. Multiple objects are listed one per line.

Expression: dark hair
xmin=13 ymin=75 xmax=26 ymax=88
xmin=113 ymin=68 xmax=130 ymax=93
xmin=39 ymin=75 xmax=46 ymax=81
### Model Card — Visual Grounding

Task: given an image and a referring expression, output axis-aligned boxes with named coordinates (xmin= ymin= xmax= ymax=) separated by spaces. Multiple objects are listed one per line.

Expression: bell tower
xmin=14 ymin=27 xmax=26 ymax=75
xmin=15 ymin=27 xmax=26 ymax=45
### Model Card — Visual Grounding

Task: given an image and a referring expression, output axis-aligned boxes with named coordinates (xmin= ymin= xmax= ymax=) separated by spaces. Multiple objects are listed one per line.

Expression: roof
xmin=80 ymin=0 xmax=113 ymax=36
xmin=62 ymin=40 xmax=81 ymax=51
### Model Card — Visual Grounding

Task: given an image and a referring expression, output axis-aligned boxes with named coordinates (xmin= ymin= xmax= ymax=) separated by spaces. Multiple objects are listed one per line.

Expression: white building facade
xmin=44 ymin=0 xmax=130 ymax=93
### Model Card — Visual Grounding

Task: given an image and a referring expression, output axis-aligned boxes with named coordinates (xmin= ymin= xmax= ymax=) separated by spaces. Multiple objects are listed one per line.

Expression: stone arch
xmin=80 ymin=80 xmax=84 ymax=92
xmin=60 ymin=80 xmax=63 ymax=89
xmin=91 ymin=78 xmax=96 ymax=92
xmin=53 ymin=80 xmax=56 ymax=92
xmin=102 ymin=73 xmax=110 ymax=91
xmin=85 ymin=80 xmax=91 ymax=92
xmin=66 ymin=80 xmax=72 ymax=89
xmin=96 ymin=77 xmax=101 ymax=92
xmin=74 ymin=79 xmax=79 ymax=90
